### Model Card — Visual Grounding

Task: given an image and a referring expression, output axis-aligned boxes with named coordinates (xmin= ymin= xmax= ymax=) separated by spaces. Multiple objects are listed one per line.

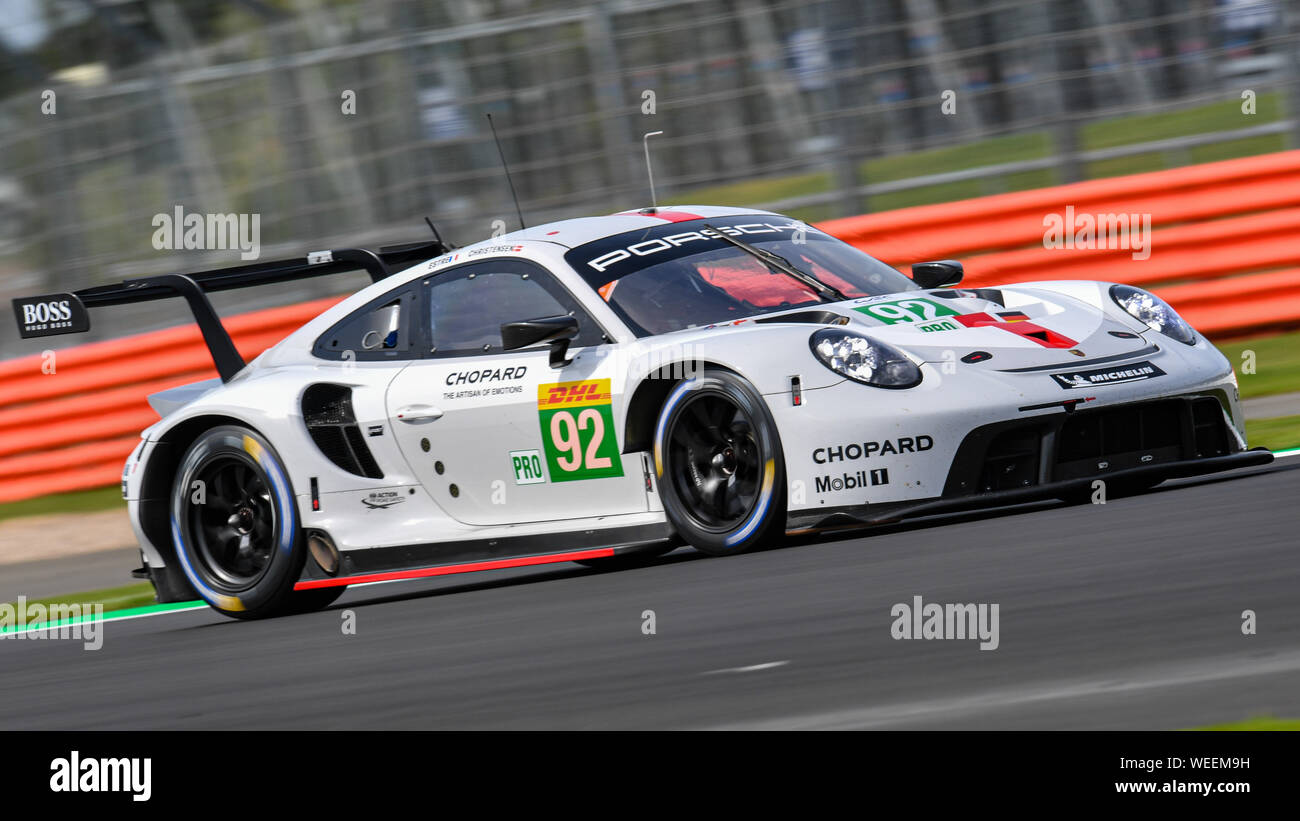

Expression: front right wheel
xmin=654 ymin=370 xmax=786 ymax=556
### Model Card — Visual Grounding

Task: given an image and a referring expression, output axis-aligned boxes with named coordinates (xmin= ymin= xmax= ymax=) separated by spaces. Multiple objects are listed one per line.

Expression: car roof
xmin=268 ymin=204 xmax=792 ymax=365
xmin=456 ymin=204 xmax=781 ymax=252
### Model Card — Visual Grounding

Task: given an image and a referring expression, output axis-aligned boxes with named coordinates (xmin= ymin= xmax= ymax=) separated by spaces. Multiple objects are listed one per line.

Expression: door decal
xmin=537 ymin=379 xmax=624 ymax=482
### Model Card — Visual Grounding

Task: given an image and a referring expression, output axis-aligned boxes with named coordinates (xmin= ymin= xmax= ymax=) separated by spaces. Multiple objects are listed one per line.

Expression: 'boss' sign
xmin=11 ymin=293 xmax=90 ymax=338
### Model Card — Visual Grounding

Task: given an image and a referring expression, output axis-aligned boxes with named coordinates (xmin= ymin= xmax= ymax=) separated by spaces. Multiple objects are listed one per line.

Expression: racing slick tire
xmin=170 ymin=424 xmax=336 ymax=619
xmin=654 ymin=369 xmax=786 ymax=556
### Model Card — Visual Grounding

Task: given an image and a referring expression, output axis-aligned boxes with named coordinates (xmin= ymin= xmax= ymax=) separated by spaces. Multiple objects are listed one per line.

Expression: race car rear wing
xmin=10 ymin=239 xmax=448 ymax=383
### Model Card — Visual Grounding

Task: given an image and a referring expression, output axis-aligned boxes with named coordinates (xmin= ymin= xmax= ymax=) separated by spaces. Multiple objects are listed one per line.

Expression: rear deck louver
xmin=301 ymin=384 xmax=383 ymax=479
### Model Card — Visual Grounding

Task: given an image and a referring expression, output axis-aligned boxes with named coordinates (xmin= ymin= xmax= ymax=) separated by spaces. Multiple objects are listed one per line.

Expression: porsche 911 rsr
xmin=12 ymin=205 xmax=1271 ymax=618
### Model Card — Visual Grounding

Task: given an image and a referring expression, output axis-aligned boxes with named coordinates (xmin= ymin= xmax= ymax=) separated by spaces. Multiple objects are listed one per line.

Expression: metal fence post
xmin=586 ymin=2 xmax=638 ymax=209
xmin=1286 ymin=0 xmax=1300 ymax=151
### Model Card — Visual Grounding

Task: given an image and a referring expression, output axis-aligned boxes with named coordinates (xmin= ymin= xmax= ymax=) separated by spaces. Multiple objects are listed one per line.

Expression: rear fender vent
xmin=302 ymin=384 xmax=383 ymax=479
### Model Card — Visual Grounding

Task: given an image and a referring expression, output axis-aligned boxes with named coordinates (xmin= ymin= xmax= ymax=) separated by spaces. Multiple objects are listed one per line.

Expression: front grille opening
xmin=302 ymin=384 xmax=384 ymax=479
xmin=948 ymin=396 xmax=1238 ymax=497
xmin=1054 ymin=399 xmax=1186 ymax=480
xmin=978 ymin=428 xmax=1040 ymax=492
xmin=1191 ymin=397 xmax=1230 ymax=458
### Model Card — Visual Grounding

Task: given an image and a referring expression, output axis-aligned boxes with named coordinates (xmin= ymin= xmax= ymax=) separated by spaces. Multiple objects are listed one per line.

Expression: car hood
xmin=798 ymin=286 xmax=1151 ymax=370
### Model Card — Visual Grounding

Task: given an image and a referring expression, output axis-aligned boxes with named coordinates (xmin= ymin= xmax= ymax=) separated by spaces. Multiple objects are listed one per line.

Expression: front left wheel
xmin=654 ymin=370 xmax=787 ymax=556
xmin=171 ymin=425 xmax=336 ymax=619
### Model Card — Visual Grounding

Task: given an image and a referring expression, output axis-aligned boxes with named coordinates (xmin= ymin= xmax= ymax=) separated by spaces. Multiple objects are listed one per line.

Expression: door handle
xmin=395 ymin=404 xmax=444 ymax=423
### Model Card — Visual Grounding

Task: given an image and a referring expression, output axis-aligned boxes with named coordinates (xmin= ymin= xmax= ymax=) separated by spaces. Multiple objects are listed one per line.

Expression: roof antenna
xmin=423 ymin=216 xmax=453 ymax=249
xmin=486 ymin=113 xmax=526 ymax=230
xmin=643 ymin=130 xmax=664 ymax=210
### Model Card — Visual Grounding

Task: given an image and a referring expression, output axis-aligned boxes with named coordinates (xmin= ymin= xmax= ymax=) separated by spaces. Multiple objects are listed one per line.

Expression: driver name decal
xmin=537 ymin=379 xmax=624 ymax=482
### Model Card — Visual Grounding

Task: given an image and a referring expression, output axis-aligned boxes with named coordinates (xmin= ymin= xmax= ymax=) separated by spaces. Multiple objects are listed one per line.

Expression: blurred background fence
xmin=1 ymin=0 xmax=1300 ymax=501
xmin=1 ymin=0 xmax=1298 ymax=356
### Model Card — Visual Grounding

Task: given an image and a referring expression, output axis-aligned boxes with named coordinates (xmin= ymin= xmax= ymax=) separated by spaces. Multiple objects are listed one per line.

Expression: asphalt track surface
xmin=2 ymin=460 xmax=1298 ymax=730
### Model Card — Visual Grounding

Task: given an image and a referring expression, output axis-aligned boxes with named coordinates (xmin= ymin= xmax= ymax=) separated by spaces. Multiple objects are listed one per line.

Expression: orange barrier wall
xmin=819 ymin=150 xmax=1300 ymax=337
xmin=0 ymin=296 xmax=343 ymax=503
xmin=4 ymin=151 xmax=1300 ymax=503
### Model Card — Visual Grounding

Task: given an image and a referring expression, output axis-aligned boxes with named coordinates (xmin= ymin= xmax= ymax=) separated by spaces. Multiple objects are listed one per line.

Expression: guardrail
xmin=3 ymin=151 xmax=1299 ymax=504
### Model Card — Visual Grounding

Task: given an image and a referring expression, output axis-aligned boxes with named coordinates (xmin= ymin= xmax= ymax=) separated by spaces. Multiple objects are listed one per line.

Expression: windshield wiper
xmin=702 ymin=223 xmax=847 ymax=302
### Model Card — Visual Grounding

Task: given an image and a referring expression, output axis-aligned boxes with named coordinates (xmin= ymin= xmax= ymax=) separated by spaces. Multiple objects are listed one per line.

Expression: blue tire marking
xmin=658 ymin=378 xmax=775 ymax=549
xmin=170 ymin=433 xmax=296 ymax=612
xmin=257 ymin=447 xmax=297 ymax=555
xmin=725 ymin=477 xmax=772 ymax=547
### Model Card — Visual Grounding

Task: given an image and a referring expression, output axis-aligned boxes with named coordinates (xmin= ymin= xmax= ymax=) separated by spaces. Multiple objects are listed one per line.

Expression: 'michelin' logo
xmin=1050 ymin=360 xmax=1166 ymax=389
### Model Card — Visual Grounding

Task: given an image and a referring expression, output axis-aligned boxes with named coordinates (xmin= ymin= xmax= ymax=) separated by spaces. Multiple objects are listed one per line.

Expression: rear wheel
xmin=171 ymin=425 xmax=340 ymax=619
xmin=654 ymin=370 xmax=786 ymax=556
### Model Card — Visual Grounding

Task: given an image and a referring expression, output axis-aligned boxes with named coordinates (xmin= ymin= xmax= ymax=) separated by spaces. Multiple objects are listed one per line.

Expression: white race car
xmin=13 ymin=206 xmax=1271 ymax=618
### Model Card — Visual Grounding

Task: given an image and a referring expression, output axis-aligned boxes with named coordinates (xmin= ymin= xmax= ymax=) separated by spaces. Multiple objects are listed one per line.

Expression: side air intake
xmin=301 ymin=384 xmax=383 ymax=479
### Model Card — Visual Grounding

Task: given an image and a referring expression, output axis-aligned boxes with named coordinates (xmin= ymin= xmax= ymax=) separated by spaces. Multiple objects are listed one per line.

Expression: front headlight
xmin=1109 ymin=284 xmax=1196 ymax=345
xmin=809 ymin=329 xmax=922 ymax=388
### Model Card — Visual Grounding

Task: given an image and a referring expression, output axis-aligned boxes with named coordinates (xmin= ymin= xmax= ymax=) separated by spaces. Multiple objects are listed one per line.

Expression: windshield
xmin=564 ymin=215 xmax=917 ymax=336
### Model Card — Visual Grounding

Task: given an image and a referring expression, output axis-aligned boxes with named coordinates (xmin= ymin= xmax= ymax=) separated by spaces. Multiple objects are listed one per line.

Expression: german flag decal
xmin=954 ymin=312 xmax=1077 ymax=348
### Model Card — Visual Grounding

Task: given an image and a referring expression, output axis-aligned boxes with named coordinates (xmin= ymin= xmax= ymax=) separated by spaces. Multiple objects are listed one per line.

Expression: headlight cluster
xmin=1109 ymin=284 xmax=1197 ymax=345
xmin=809 ymin=329 xmax=922 ymax=388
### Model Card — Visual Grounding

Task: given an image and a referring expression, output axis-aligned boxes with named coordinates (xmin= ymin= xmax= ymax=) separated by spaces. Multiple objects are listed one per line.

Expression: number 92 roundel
xmin=537 ymin=379 xmax=624 ymax=482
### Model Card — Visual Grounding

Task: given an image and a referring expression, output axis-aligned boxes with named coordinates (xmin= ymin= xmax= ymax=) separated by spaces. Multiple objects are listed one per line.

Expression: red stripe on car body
xmin=954 ymin=312 xmax=1078 ymax=348
xmin=618 ymin=209 xmax=704 ymax=223
xmin=294 ymin=547 xmax=617 ymax=590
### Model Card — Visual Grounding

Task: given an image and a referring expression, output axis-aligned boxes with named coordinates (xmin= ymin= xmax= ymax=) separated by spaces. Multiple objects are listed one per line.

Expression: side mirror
xmin=910 ymin=260 xmax=964 ymax=289
xmin=501 ymin=315 xmax=579 ymax=368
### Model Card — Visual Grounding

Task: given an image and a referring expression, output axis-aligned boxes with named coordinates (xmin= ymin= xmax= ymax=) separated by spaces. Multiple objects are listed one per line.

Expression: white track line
xmin=703 ymin=660 xmax=790 ymax=675
xmin=710 ymin=649 xmax=1300 ymax=729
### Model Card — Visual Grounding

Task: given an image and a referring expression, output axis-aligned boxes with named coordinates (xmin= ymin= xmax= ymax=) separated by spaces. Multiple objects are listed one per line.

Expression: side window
xmin=426 ymin=260 xmax=606 ymax=357
xmin=315 ymin=288 xmax=420 ymax=361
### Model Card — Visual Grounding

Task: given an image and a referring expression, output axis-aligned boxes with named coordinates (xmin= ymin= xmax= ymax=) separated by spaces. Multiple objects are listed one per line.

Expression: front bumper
xmin=785 ymin=388 xmax=1270 ymax=532
xmin=787 ymin=447 xmax=1273 ymax=532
